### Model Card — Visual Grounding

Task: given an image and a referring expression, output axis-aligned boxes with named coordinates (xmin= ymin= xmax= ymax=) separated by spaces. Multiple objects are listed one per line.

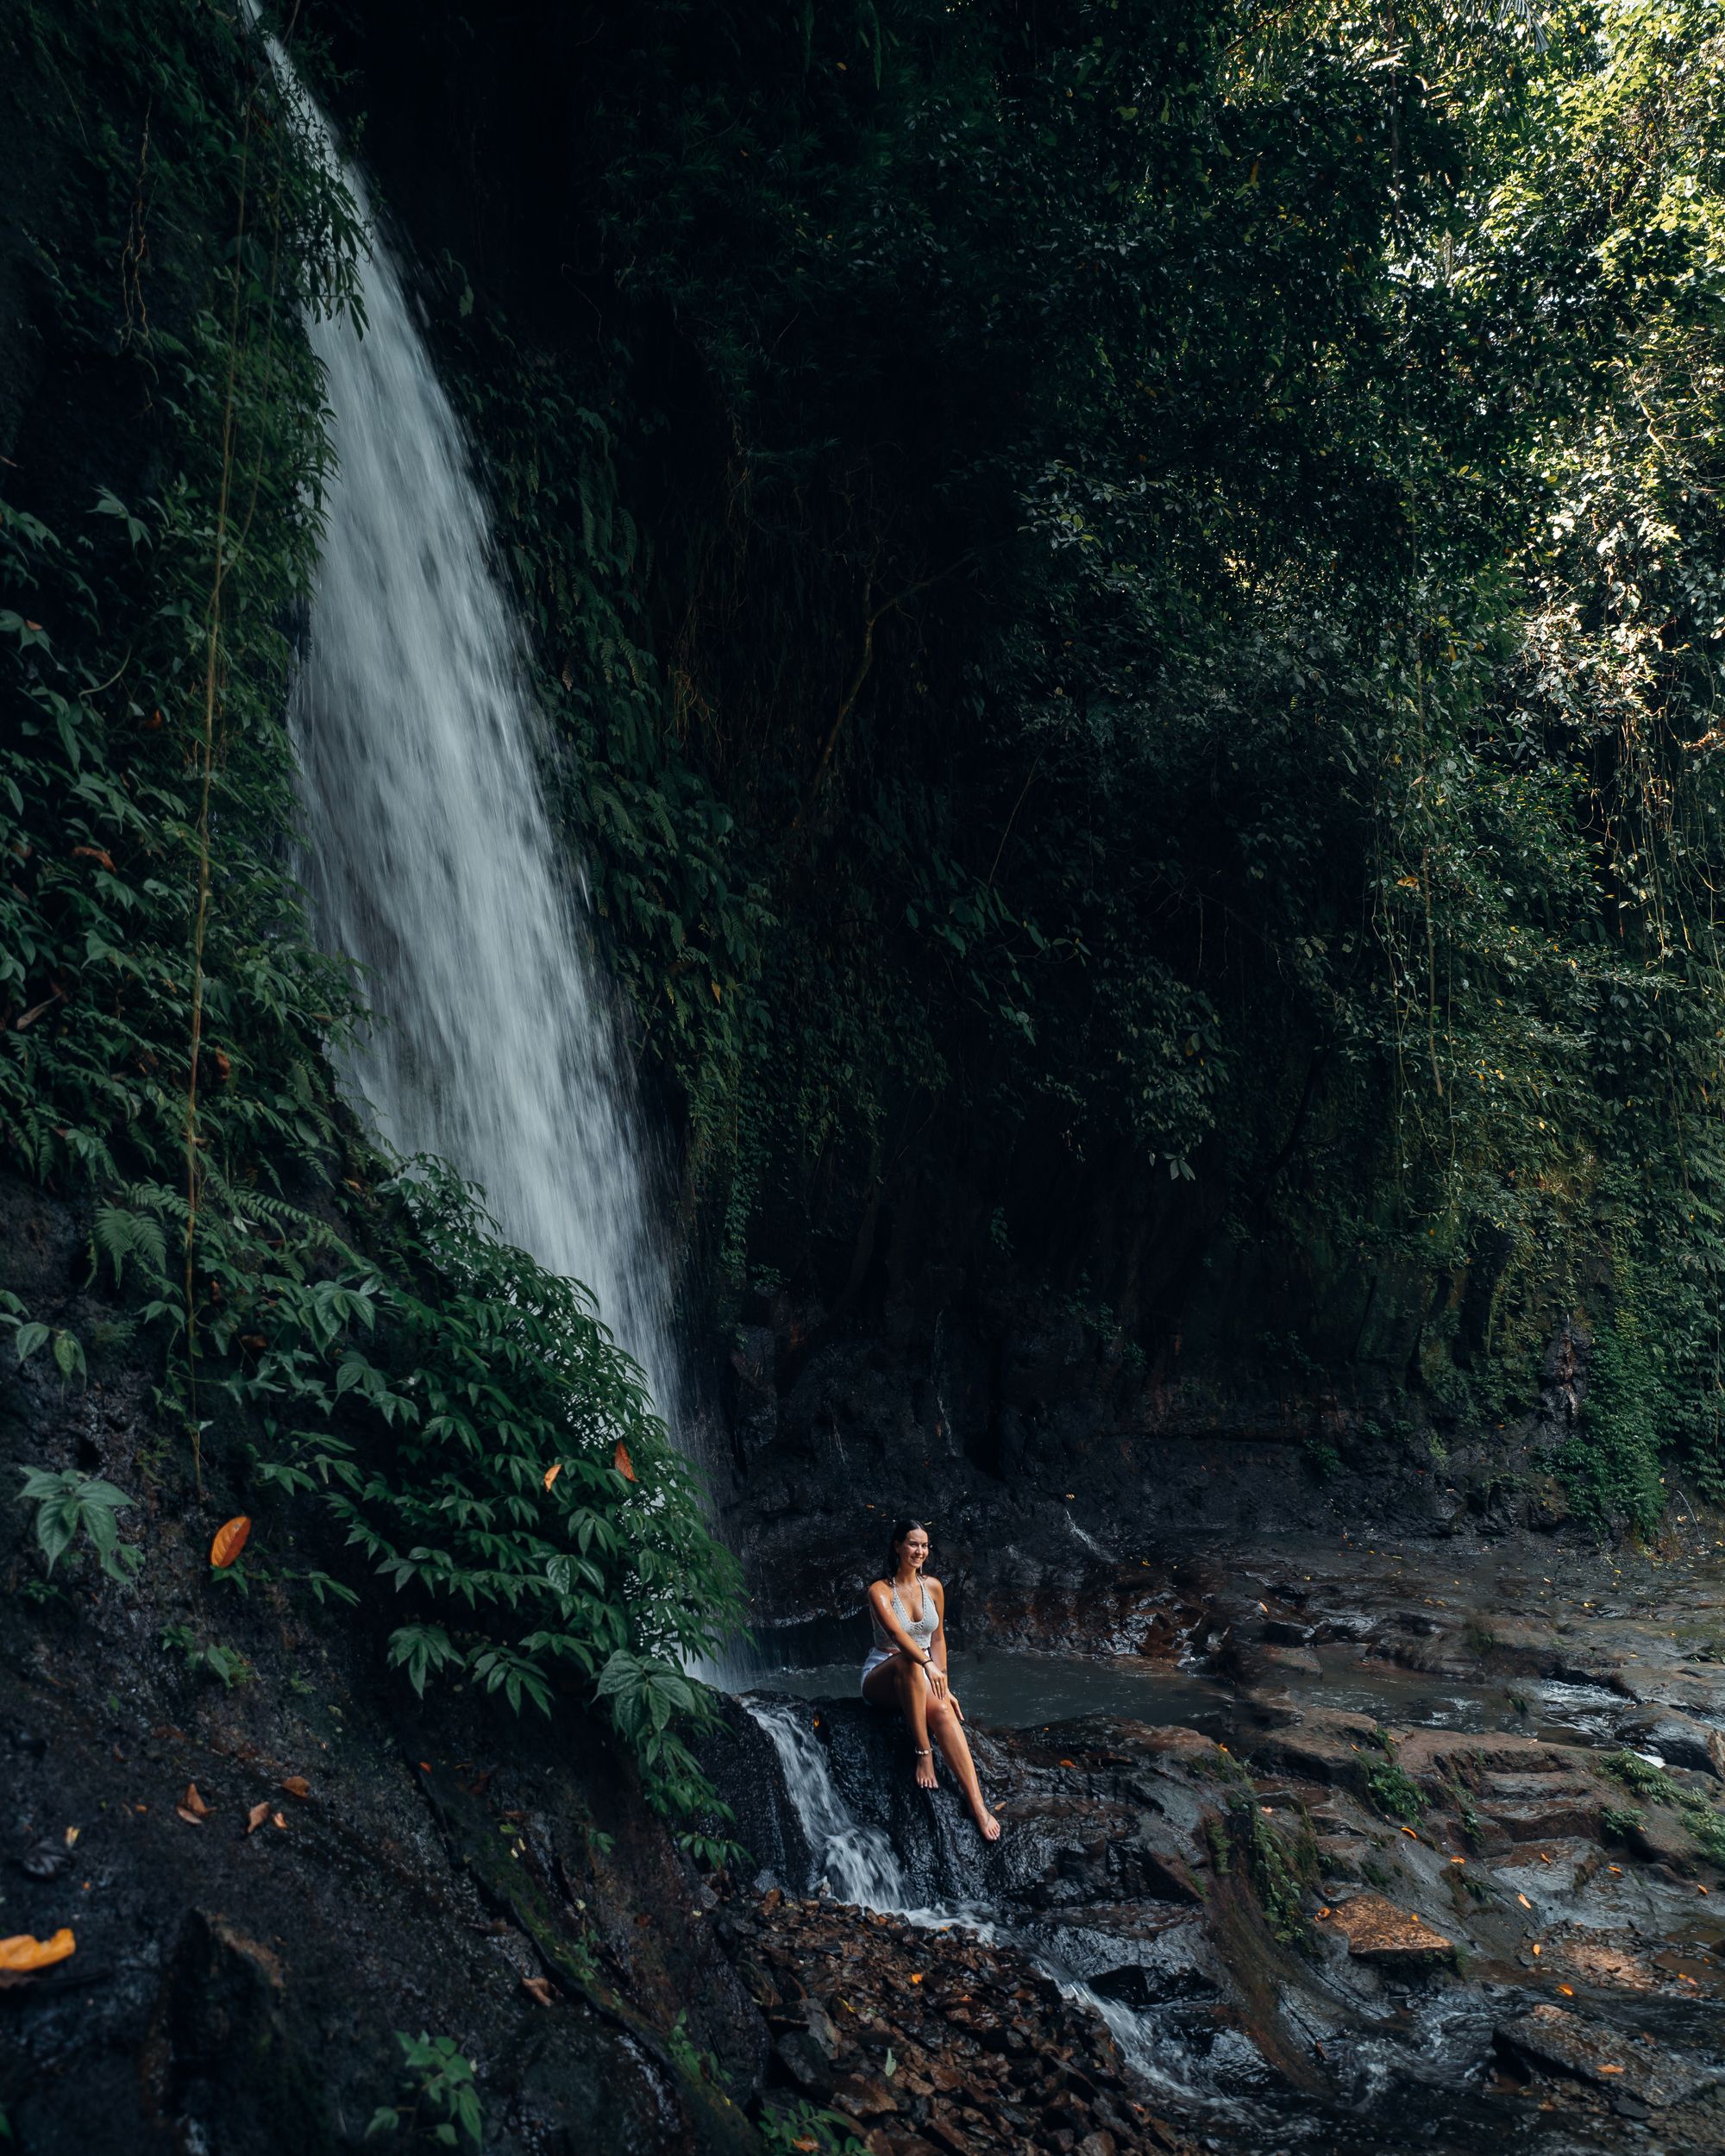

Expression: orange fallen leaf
xmin=1401 ymin=1827 xmax=1418 ymax=1839
xmin=1517 ymin=1894 xmax=1532 ymax=1909
xmin=280 ymin=1777 xmax=310 ymax=1800
xmin=909 ymin=1973 xmax=923 ymax=1984
xmin=210 ymin=1515 xmax=251 ymax=1569
xmin=182 ymin=1783 xmax=210 ymax=1818
xmin=612 ymin=1441 xmax=637 ymax=1483
xmin=1531 ymin=1944 xmax=1541 ymax=1957
xmin=1598 ymin=2065 xmax=1622 ymax=2075
xmin=175 ymin=1806 xmax=204 ymax=1827
xmin=543 ymin=1463 xmax=561 ymax=1492
xmin=0 ymin=1929 xmax=75 ymax=1973
xmin=521 ymin=1975 xmax=553 ymax=2006
xmin=1058 ymin=1758 xmax=1077 ymax=1768
xmin=419 ymin=1762 xmax=431 ymax=1772
xmin=272 ymin=1812 xmax=288 ymax=1830
xmin=247 ymin=1802 xmax=270 ymax=1833
xmin=1557 ymin=1984 xmax=1573 ymax=1996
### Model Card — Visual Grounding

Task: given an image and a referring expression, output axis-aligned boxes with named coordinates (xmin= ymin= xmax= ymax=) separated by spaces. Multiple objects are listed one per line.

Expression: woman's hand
xmin=925 ymin=1662 xmax=949 ymax=1703
xmin=947 ymin=1689 xmax=964 ymax=1723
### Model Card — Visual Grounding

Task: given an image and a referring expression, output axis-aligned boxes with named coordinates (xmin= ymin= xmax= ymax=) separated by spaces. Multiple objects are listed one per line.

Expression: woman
xmin=862 ymin=1520 xmax=1000 ymax=1841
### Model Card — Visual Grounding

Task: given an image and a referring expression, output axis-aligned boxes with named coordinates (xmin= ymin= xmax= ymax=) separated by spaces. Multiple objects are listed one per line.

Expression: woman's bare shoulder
xmin=925 ymin=1574 xmax=945 ymax=1598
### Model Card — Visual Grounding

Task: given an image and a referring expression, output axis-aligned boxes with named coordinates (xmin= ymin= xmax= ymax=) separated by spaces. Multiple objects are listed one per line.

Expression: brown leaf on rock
xmin=280 ymin=1776 xmax=310 ymax=1800
xmin=521 ymin=1975 xmax=553 ymax=2006
xmin=210 ymin=1515 xmax=251 ymax=1569
xmin=272 ymin=1812 xmax=288 ymax=1830
xmin=175 ymin=1806 xmax=204 ymax=1827
xmin=182 ymin=1783 xmax=210 ymax=1817
xmin=612 ymin=1441 xmax=637 ymax=1483
xmin=0 ymin=1928 xmax=76 ymax=1973
xmin=247 ymin=1802 xmax=270 ymax=1833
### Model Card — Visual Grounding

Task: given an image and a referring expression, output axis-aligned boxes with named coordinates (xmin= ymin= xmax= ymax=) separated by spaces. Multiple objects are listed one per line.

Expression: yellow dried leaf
xmin=210 ymin=1515 xmax=251 ymax=1569
xmin=543 ymin=1462 xmax=562 ymax=1492
xmin=0 ymin=1928 xmax=75 ymax=1973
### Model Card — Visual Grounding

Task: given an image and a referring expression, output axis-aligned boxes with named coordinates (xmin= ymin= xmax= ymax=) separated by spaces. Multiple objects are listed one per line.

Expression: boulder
xmin=1496 ymin=2004 xmax=1715 ymax=2106
xmin=1317 ymin=1895 xmax=1452 ymax=1967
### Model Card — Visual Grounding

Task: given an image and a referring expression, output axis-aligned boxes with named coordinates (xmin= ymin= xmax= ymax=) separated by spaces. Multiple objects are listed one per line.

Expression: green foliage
xmin=1234 ymin=1800 xmax=1318 ymax=1946
xmin=398 ymin=0 xmax=1725 ymax=1498
xmin=1604 ymin=1748 xmax=1683 ymax=1806
xmin=1603 ymin=1748 xmax=1725 ymax=1864
xmin=160 ymin=1621 xmax=249 ymax=1689
xmin=366 ymin=2032 xmax=482 ymax=2149
xmin=16 ymin=1466 xmax=140 ymax=1583
xmin=1364 ymin=1735 xmax=1427 ymax=1826
xmin=758 ymin=2098 xmax=865 ymax=2156
xmin=0 ymin=0 xmax=741 ymax=1831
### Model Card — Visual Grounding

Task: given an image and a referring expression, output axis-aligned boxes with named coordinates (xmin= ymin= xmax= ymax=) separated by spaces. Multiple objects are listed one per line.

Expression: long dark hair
xmin=885 ymin=1518 xmax=930 ymax=1582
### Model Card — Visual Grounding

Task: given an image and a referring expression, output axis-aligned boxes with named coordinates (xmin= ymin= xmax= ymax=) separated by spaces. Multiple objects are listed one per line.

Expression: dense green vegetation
xmin=412 ymin=0 xmax=1725 ymax=1521
xmin=6 ymin=0 xmax=1725 ymax=1731
xmin=0 ymin=0 xmax=738 ymax=1839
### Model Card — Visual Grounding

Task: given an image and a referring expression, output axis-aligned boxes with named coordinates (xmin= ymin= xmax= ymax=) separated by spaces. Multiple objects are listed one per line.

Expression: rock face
xmin=1318 ymin=1894 xmax=1452 ymax=1966
xmin=1496 ymin=2004 xmax=1717 ymax=2108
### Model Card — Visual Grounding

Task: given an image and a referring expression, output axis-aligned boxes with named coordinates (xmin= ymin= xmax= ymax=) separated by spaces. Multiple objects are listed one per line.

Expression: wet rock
xmin=1317 ymin=1894 xmax=1452 ymax=1967
xmin=1622 ymin=1806 xmax=1705 ymax=1877
xmin=1258 ymin=1645 xmax=1323 ymax=1678
xmin=1496 ymin=2003 xmax=1716 ymax=2105
xmin=1620 ymin=1711 xmax=1725 ymax=1780
xmin=1247 ymin=1708 xmax=1378 ymax=1786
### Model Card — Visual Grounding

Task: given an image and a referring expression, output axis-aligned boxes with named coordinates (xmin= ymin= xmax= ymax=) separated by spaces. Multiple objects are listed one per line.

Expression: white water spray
xmin=743 ymin=1699 xmax=910 ymax=1911
xmin=271 ymin=48 xmax=689 ymax=1442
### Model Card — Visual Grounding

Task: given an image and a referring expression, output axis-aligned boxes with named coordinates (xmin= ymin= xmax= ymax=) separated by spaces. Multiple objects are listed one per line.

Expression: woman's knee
xmin=925 ymin=1700 xmax=953 ymax=1733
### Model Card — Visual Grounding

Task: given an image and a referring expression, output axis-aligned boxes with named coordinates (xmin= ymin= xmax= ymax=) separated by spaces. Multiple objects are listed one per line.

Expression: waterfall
xmin=743 ymin=1699 xmax=911 ymax=1911
xmin=267 ymin=42 xmax=689 ymax=1447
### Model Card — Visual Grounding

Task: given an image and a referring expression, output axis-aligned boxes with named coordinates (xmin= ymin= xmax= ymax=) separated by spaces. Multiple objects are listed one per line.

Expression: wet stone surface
xmin=718 ymin=1536 xmax=1725 ymax=2153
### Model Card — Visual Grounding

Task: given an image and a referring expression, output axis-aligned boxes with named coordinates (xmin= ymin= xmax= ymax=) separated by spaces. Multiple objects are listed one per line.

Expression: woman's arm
xmin=927 ymin=1581 xmax=957 ymax=1709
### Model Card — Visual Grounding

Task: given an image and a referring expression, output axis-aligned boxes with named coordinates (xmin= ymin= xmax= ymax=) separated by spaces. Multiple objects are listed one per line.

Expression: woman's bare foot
xmin=972 ymin=1803 xmax=1001 ymax=1842
xmin=913 ymin=1746 xmax=938 ymax=1791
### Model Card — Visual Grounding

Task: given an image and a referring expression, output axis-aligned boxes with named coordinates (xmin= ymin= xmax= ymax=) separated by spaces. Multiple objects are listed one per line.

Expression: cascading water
xmin=743 ymin=1700 xmax=911 ymax=1912
xmin=741 ymin=1697 xmax=1180 ymax=2097
xmin=270 ymin=41 xmax=690 ymax=1447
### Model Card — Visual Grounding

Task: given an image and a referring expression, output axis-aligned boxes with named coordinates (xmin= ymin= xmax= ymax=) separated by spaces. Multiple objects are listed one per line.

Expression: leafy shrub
xmin=367 ymin=2031 xmax=481 ymax=2149
xmin=16 ymin=1468 xmax=140 ymax=1584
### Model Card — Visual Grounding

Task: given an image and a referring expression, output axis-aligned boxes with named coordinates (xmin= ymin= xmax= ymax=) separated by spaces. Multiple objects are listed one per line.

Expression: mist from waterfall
xmin=269 ymin=45 xmax=692 ymax=1454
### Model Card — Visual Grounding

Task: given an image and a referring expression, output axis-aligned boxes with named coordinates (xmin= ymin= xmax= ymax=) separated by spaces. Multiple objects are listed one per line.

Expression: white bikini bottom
xmin=861 ymin=1645 xmax=933 ymax=1696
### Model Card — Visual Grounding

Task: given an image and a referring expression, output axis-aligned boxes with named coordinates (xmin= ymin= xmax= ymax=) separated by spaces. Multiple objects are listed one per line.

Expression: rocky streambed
xmin=706 ymin=1537 xmax=1725 ymax=2155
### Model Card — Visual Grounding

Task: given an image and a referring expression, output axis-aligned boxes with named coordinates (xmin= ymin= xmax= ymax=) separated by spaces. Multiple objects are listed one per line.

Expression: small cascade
xmin=742 ymin=1698 xmax=910 ymax=1912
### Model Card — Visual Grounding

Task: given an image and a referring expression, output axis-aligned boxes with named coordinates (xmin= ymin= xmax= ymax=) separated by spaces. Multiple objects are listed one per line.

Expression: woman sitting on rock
xmin=862 ymin=1519 xmax=1001 ymax=1841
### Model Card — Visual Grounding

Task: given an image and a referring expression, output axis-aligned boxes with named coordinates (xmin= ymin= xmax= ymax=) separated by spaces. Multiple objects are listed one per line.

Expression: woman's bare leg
xmin=926 ymin=1703 xmax=1000 ymax=1841
xmin=862 ymin=1651 xmax=937 ymax=1787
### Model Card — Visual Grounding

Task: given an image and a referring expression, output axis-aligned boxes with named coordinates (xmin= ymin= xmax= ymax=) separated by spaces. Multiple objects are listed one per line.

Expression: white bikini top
xmin=871 ymin=1575 xmax=939 ymax=1656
